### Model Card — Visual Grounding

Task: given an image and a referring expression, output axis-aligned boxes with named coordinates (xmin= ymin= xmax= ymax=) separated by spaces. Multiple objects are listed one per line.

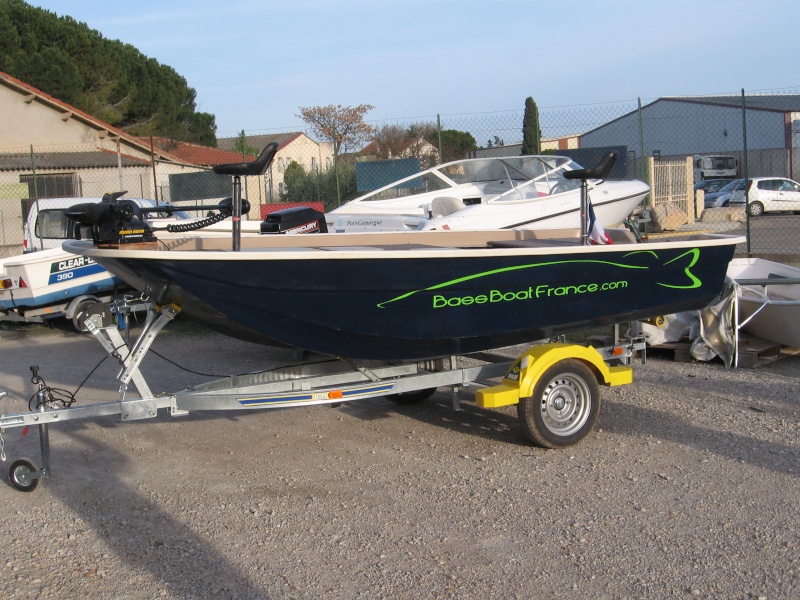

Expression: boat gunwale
xmin=63 ymin=232 xmax=747 ymax=262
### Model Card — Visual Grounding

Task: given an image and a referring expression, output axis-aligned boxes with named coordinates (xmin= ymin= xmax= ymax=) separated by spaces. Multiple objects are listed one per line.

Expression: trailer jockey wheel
xmin=8 ymin=459 xmax=39 ymax=492
xmin=517 ymin=359 xmax=600 ymax=449
xmin=72 ymin=298 xmax=99 ymax=333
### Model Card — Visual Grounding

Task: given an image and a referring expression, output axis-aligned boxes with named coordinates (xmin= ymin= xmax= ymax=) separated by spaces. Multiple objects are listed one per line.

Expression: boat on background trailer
xmin=1 ymin=195 xmax=243 ymax=329
xmin=0 ymin=246 xmax=124 ymax=329
xmin=727 ymin=257 xmax=800 ymax=348
xmin=326 ymin=153 xmax=649 ymax=233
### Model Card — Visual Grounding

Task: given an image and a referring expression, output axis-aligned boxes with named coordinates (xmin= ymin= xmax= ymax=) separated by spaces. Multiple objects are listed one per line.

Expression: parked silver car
xmin=703 ymin=179 xmax=745 ymax=208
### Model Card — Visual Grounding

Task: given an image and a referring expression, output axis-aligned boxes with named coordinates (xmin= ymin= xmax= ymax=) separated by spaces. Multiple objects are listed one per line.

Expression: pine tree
xmin=521 ymin=96 xmax=541 ymax=155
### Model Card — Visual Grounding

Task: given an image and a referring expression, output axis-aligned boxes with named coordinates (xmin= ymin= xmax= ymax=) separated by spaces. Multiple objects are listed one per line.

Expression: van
xmin=693 ymin=155 xmax=738 ymax=183
xmin=24 ymin=197 xmax=192 ymax=252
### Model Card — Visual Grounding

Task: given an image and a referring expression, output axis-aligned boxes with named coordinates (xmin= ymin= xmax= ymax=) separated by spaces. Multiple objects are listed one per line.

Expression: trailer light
xmin=611 ymin=346 xmax=624 ymax=356
xmin=328 ymin=390 xmax=343 ymax=400
xmin=1 ymin=278 xmax=12 ymax=289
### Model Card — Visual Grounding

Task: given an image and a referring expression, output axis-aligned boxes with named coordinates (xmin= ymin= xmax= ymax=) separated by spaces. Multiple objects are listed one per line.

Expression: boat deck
xmin=129 ymin=228 xmax=743 ymax=258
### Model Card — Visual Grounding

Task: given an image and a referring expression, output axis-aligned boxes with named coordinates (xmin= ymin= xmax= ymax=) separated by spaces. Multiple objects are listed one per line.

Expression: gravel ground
xmin=0 ymin=319 xmax=798 ymax=599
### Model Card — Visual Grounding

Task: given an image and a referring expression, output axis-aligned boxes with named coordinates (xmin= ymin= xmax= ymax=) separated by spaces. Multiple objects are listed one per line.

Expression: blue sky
xmin=24 ymin=0 xmax=799 ymax=139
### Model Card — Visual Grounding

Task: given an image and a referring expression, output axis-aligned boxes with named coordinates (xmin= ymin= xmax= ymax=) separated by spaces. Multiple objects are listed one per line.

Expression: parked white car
xmin=730 ymin=177 xmax=800 ymax=216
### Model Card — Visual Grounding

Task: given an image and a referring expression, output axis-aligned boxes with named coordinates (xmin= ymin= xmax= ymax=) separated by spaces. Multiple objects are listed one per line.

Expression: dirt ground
xmin=0 ymin=318 xmax=798 ymax=599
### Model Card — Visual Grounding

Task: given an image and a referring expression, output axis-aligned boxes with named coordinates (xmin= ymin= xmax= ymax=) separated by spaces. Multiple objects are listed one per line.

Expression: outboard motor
xmin=260 ymin=206 xmax=328 ymax=234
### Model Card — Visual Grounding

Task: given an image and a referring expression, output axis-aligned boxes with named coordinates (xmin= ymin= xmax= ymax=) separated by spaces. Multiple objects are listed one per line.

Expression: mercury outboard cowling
xmin=260 ymin=207 xmax=328 ymax=234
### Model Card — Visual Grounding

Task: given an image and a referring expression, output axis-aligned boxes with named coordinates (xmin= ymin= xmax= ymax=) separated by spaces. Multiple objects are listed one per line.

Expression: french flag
xmin=588 ymin=201 xmax=613 ymax=245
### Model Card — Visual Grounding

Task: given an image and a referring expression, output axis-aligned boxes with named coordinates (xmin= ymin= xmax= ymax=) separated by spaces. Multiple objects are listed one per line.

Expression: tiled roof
xmin=0 ymin=148 xmax=151 ymax=172
xmin=144 ymin=137 xmax=256 ymax=166
xmin=217 ymin=132 xmax=304 ymax=153
xmin=0 ymin=70 xmax=187 ymax=164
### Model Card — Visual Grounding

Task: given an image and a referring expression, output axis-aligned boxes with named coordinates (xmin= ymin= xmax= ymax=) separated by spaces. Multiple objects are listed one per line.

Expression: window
xmin=757 ymin=180 xmax=778 ymax=191
xmin=35 ymin=209 xmax=74 ymax=240
xmin=20 ymin=173 xmax=78 ymax=198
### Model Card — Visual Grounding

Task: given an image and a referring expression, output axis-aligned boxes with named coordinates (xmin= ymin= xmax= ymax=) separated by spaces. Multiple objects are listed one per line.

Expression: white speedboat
xmin=727 ymin=257 xmax=800 ymax=348
xmin=0 ymin=246 xmax=122 ymax=327
xmin=1 ymin=195 xmax=239 ymax=327
xmin=326 ymin=154 xmax=649 ymax=232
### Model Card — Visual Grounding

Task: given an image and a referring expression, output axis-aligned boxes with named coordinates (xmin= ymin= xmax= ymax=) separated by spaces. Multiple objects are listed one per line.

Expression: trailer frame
xmin=1 ymin=299 xmax=644 ymax=491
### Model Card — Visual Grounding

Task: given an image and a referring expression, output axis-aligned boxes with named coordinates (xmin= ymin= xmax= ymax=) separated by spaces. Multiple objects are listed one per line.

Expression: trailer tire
xmin=9 ymin=459 xmax=39 ymax=492
xmin=386 ymin=388 xmax=437 ymax=405
xmin=517 ymin=359 xmax=599 ymax=449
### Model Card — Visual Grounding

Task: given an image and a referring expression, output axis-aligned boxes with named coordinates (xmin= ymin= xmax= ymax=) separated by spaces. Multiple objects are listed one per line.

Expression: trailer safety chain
xmin=27 ymin=368 xmax=75 ymax=411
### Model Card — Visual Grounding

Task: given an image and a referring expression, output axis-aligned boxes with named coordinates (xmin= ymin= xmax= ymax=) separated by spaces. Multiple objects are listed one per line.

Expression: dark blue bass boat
xmin=63 ymin=226 xmax=742 ymax=360
xmin=61 ymin=145 xmax=743 ymax=360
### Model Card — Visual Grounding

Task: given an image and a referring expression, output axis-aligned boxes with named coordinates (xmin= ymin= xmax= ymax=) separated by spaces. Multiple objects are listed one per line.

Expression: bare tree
xmin=298 ymin=104 xmax=375 ymax=205
xmin=372 ymin=122 xmax=439 ymax=167
xmin=297 ymin=104 xmax=375 ymax=157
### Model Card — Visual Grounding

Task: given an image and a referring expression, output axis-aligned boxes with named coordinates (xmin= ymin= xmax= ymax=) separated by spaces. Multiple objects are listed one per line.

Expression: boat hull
xmin=66 ymin=232 xmax=741 ymax=360
xmin=0 ymin=248 xmax=121 ymax=311
xmin=328 ymin=181 xmax=648 ymax=233
xmin=728 ymin=257 xmax=800 ymax=348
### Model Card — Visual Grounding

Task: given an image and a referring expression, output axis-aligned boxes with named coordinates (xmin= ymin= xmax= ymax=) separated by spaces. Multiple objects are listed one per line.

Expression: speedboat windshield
xmin=357 ymin=155 xmax=579 ymax=202
xmin=442 ymin=156 xmax=576 ymax=183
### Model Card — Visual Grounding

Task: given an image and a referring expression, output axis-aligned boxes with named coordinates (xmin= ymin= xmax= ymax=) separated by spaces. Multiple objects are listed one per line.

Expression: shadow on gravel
xmin=603 ymin=399 xmax=799 ymax=477
xmin=342 ymin=393 xmax=530 ymax=447
xmin=28 ymin=429 xmax=271 ymax=599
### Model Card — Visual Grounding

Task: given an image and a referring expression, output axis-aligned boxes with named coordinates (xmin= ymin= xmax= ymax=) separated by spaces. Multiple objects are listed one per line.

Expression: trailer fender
xmin=476 ymin=343 xmax=632 ymax=409
xmin=64 ymin=295 xmax=101 ymax=320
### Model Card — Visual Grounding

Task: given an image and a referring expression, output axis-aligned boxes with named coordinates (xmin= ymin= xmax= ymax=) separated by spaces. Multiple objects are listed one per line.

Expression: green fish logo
xmin=377 ymin=248 xmax=701 ymax=308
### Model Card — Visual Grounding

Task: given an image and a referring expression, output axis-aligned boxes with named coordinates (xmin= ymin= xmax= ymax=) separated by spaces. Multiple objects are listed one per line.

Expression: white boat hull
xmin=0 ymin=248 xmax=120 ymax=312
xmin=327 ymin=155 xmax=649 ymax=233
xmin=727 ymin=257 xmax=800 ymax=348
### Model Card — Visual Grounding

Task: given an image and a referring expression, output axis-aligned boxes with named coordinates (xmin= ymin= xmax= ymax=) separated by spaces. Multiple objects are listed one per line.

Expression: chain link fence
xmin=2 ymin=89 xmax=799 ymax=260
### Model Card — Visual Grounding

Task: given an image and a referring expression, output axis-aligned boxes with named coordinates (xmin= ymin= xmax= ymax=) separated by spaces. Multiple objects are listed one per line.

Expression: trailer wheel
xmin=517 ymin=359 xmax=600 ymax=448
xmin=386 ymin=388 xmax=437 ymax=405
xmin=72 ymin=298 xmax=98 ymax=333
xmin=8 ymin=459 xmax=39 ymax=492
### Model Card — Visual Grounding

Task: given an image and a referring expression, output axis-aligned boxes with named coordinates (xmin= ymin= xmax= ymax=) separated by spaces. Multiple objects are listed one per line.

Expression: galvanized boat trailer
xmin=1 ymin=298 xmax=644 ymax=492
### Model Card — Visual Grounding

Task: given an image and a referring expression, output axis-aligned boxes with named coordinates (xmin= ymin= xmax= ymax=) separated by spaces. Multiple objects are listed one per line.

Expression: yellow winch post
xmin=476 ymin=343 xmax=633 ymax=409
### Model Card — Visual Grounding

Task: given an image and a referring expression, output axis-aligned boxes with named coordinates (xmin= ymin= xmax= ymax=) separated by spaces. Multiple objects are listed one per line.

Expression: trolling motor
xmin=65 ymin=191 xmax=250 ymax=247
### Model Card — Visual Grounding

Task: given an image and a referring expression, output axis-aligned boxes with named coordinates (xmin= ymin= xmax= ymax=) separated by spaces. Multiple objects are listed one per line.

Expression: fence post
xmin=741 ymin=89 xmax=750 ymax=253
xmin=638 ymin=98 xmax=646 ymax=183
xmin=149 ymin=137 xmax=159 ymax=202
xmin=687 ymin=156 xmax=698 ymax=222
xmin=437 ymin=114 xmax=443 ymax=165
xmin=27 ymin=145 xmax=41 ymax=250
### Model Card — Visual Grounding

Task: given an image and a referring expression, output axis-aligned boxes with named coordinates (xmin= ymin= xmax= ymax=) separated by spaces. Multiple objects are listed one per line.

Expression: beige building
xmin=0 ymin=71 xmax=214 ymax=253
xmin=0 ymin=71 xmax=324 ymax=252
xmin=218 ymin=133 xmax=334 ymax=202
